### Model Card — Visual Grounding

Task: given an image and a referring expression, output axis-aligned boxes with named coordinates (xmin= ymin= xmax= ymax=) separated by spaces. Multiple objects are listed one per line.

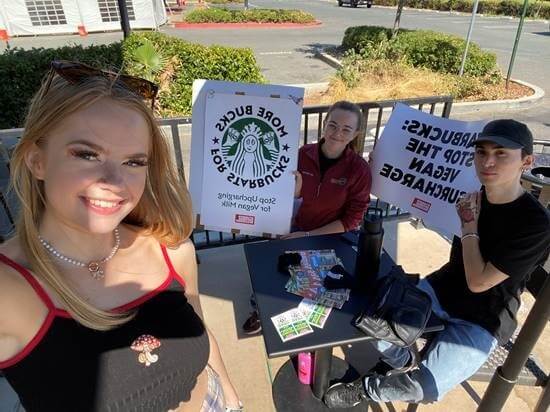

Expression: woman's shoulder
xmin=163 ymin=239 xmax=196 ymax=269
xmin=0 ymin=238 xmax=40 ymax=335
xmin=123 ymin=225 xmax=195 ymax=273
xmin=0 ymin=236 xmax=28 ymax=285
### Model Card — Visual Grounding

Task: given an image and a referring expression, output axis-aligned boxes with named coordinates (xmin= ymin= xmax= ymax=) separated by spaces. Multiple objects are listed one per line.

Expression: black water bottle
xmin=355 ymin=207 xmax=384 ymax=291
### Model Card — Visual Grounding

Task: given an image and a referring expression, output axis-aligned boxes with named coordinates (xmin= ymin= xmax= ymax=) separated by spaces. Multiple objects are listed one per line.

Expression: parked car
xmin=338 ymin=0 xmax=373 ymax=8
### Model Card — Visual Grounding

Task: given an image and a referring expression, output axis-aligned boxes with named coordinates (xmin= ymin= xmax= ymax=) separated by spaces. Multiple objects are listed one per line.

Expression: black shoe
xmin=324 ymin=378 xmax=370 ymax=408
xmin=242 ymin=310 xmax=262 ymax=335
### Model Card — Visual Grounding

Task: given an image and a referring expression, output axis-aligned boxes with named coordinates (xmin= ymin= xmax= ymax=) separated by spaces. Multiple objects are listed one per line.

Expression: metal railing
xmin=0 ymin=96 xmax=454 ymax=248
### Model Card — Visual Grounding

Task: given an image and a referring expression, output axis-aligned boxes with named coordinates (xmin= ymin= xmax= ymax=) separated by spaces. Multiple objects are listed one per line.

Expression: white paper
xmin=190 ymin=80 xmax=304 ymax=236
xmin=371 ymin=104 xmax=487 ymax=236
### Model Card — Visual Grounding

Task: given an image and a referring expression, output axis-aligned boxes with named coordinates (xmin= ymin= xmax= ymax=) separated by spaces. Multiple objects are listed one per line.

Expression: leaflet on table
xmin=270 ymin=308 xmax=314 ymax=342
xmin=284 ymin=249 xmax=350 ymax=309
xmin=298 ymin=298 xmax=333 ymax=329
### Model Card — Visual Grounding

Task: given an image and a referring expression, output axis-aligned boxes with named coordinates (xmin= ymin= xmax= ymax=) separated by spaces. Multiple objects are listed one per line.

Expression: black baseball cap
xmin=469 ymin=119 xmax=533 ymax=154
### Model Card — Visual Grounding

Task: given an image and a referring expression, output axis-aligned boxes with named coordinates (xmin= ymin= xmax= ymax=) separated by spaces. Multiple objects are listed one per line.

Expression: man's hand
xmin=456 ymin=191 xmax=481 ymax=234
xmin=293 ymin=171 xmax=302 ymax=198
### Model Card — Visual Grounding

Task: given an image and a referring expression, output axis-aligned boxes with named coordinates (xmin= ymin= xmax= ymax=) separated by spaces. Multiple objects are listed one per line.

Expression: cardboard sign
xmin=190 ymin=80 xmax=304 ymax=236
xmin=371 ymin=104 xmax=487 ymax=236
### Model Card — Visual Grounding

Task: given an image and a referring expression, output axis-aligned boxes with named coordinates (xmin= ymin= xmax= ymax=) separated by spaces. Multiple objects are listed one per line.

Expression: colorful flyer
xmin=284 ymin=249 xmax=350 ymax=309
xmin=271 ymin=308 xmax=314 ymax=342
xmin=298 ymin=298 xmax=333 ymax=329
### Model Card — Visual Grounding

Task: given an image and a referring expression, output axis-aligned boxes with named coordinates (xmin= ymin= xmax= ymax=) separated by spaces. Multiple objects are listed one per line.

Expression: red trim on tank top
xmin=0 ymin=254 xmax=57 ymax=369
xmin=0 ymin=244 xmax=187 ymax=368
xmin=160 ymin=244 xmax=187 ymax=288
xmin=0 ymin=254 xmax=56 ymax=310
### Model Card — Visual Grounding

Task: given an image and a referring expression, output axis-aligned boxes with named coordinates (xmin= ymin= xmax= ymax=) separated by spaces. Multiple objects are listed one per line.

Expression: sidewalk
xmin=1 ymin=223 xmax=547 ymax=410
xmin=197 ymin=220 xmax=549 ymax=412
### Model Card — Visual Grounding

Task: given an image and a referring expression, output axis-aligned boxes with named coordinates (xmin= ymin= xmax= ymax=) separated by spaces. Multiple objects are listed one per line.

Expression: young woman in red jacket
xmin=243 ymin=100 xmax=372 ymax=333
xmin=287 ymin=100 xmax=372 ymax=239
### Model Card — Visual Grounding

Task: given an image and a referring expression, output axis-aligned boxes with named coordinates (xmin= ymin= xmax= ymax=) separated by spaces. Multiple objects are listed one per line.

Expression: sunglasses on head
xmin=45 ymin=60 xmax=159 ymax=109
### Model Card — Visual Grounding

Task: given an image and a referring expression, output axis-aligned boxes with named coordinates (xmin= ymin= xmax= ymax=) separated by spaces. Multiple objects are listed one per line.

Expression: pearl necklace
xmin=39 ymin=228 xmax=120 ymax=280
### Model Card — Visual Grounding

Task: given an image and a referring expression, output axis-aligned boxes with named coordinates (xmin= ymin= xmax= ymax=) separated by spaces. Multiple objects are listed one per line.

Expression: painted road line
xmin=259 ymin=51 xmax=294 ymax=55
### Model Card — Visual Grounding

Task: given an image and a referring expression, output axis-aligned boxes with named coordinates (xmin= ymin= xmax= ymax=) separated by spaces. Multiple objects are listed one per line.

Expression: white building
xmin=0 ymin=0 xmax=166 ymax=37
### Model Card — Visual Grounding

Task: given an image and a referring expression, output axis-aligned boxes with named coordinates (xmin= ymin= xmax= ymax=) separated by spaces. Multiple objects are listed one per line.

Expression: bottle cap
xmin=363 ymin=207 xmax=383 ymax=234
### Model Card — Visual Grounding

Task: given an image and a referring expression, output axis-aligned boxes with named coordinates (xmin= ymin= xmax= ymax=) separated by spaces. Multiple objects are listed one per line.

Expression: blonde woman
xmin=0 ymin=61 xmax=241 ymax=411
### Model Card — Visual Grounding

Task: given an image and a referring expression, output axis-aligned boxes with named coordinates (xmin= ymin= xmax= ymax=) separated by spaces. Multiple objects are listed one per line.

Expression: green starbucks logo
xmin=222 ymin=118 xmax=280 ymax=179
xmin=209 ymin=105 xmax=291 ymax=189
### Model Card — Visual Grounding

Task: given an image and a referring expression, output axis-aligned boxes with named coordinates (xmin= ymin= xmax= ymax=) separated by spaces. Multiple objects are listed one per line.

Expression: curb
xmin=313 ymin=49 xmax=545 ymax=114
xmin=172 ymin=20 xmax=322 ymax=29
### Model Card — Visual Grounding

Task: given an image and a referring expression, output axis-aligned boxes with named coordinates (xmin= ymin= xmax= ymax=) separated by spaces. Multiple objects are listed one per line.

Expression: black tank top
xmin=0 ymin=246 xmax=210 ymax=412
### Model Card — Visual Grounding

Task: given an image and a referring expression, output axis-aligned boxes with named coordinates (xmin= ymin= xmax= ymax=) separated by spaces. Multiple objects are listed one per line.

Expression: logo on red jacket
xmin=330 ymin=177 xmax=347 ymax=186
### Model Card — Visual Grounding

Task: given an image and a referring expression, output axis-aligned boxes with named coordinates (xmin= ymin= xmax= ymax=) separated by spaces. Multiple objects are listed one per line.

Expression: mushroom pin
xmin=131 ymin=335 xmax=161 ymax=367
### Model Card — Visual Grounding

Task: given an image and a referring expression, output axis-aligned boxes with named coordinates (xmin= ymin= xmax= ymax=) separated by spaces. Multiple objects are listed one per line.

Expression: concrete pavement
xmin=197 ymin=220 xmax=549 ymax=411
xmin=1 ymin=3 xmax=548 ymax=410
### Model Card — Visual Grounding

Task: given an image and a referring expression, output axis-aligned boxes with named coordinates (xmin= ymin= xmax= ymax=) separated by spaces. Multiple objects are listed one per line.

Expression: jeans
xmin=364 ymin=279 xmax=498 ymax=403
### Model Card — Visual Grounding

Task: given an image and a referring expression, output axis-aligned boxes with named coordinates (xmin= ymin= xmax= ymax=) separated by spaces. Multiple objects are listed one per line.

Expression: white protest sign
xmin=190 ymin=80 xmax=304 ymax=237
xmin=371 ymin=103 xmax=487 ymax=236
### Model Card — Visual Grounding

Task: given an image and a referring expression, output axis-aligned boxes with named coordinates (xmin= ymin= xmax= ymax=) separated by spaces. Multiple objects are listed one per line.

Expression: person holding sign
xmin=286 ymin=100 xmax=372 ymax=238
xmin=242 ymin=101 xmax=372 ymax=334
xmin=324 ymin=119 xmax=550 ymax=408
xmin=0 ymin=61 xmax=242 ymax=411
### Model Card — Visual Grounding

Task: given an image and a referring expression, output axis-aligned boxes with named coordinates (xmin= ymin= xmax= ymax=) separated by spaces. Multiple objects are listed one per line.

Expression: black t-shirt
xmin=428 ymin=189 xmax=550 ymax=345
xmin=318 ymin=141 xmax=341 ymax=178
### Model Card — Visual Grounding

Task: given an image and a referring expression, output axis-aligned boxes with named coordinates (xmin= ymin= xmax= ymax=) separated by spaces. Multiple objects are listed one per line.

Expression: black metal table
xmin=243 ymin=233 xmax=395 ymax=411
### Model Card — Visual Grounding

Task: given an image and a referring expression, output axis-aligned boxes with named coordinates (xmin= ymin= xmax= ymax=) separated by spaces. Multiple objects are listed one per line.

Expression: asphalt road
xmin=2 ymin=0 xmax=549 ymax=138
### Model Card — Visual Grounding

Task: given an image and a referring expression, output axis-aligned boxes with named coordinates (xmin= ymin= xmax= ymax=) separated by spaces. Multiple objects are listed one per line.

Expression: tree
xmin=392 ymin=0 xmax=406 ymax=37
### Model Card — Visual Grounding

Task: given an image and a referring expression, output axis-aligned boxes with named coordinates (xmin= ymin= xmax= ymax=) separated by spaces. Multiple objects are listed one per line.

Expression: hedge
xmin=0 ymin=44 xmax=123 ymax=130
xmin=342 ymin=26 xmax=497 ymax=77
xmin=122 ymin=32 xmax=264 ymax=117
xmin=374 ymin=0 xmax=550 ymax=19
xmin=183 ymin=8 xmax=316 ymax=23
xmin=0 ymin=32 xmax=264 ymax=129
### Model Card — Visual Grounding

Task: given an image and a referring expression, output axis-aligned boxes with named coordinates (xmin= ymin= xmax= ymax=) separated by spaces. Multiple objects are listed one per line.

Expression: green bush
xmin=342 ymin=26 xmax=497 ymax=77
xmin=341 ymin=26 xmax=394 ymax=51
xmin=184 ymin=8 xmax=316 ymax=23
xmin=372 ymin=0 xmax=550 ymax=19
xmin=0 ymin=32 xmax=264 ymax=128
xmin=122 ymin=32 xmax=264 ymax=117
xmin=0 ymin=44 xmax=122 ymax=129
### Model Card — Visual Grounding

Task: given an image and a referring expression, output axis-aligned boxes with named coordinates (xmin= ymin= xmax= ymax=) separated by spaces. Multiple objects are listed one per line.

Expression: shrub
xmin=372 ymin=0 xmax=550 ymax=19
xmin=122 ymin=32 xmax=264 ymax=117
xmin=0 ymin=44 xmax=122 ymax=129
xmin=391 ymin=30 xmax=497 ymax=76
xmin=183 ymin=8 xmax=316 ymax=23
xmin=341 ymin=26 xmax=393 ymax=51
xmin=0 ymin=32 xmax=264 ymax=128
xmin=341 ymin=26 xmax=497 ymax=77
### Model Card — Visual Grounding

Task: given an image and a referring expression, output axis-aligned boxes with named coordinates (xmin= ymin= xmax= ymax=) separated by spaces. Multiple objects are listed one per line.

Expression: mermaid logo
xmin=222 ymin=118 xmax=280 ymax=179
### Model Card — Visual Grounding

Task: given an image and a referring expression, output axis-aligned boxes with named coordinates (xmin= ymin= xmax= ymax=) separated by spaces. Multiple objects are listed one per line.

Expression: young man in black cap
xmin=324 ymin=119 xmax=550 ymax=407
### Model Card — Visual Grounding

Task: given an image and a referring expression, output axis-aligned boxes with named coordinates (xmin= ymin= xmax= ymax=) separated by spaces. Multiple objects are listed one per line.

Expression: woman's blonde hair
xmin=324 ymin=100 xmax=365 ymax=154
xmin=10 ymin=71 xmax=193 ymax=330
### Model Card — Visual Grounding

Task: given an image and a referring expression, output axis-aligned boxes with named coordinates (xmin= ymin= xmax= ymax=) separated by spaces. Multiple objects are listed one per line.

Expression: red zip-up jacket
xmin=294 ymin=143 xmax=372 ymax=232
